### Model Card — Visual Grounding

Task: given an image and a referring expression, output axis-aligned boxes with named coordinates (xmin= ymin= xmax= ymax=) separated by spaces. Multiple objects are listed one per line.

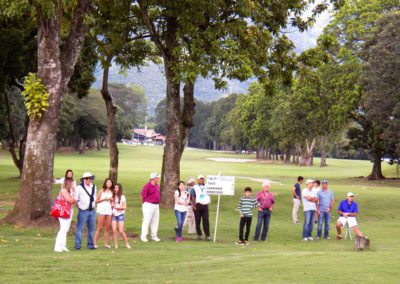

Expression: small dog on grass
xmin=354 ymin=236 xmax=370 ymax=250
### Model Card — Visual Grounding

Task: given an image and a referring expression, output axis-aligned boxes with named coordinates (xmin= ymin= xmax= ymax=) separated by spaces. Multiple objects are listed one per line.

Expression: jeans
xmin=175 ymin=210 xmax=187 ymax=238
xmin=194 ymin=203 xmax=210 ymax=237
xmin=75 ymin=209 xmax=96 ymax=249
xmin=302 ymin=210 xmax=316 ymax=238
xmin=317 ymin=210 xmax=331 ymax=238
xmin=239 ymin=216 xmax=252 ymax=241
xmin=253 ymin=209 xmax=272 ymax=241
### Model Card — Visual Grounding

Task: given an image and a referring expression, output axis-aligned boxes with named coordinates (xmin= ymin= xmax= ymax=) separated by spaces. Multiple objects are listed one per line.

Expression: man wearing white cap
xmin=140 ymin=172 xmax=161 ymax=242
xmin=74 ymin=172 xmax=97 ymax=250
xmin=191 ymin=175 xmax=211 ymax=240
xmin=302 ymin=179 xmax=318 ymax=241
xmin=253 ymin=180 xmax=275 ymax=242
xmin=336 ymin=192 xmax=363 ymax=240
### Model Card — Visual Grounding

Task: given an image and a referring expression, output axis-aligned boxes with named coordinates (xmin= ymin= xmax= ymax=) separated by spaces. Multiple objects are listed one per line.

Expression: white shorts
xmin=338 ymin=216 xmax=358 ymax=228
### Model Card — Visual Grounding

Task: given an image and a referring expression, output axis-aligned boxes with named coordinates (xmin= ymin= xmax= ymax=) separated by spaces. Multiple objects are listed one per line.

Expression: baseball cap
xmin=187 ymin=177 xmax=195 ymax=184
xmin=347 ymin=192 xmax=354 ymax=197
xmin=197 ymin=174 xmax=205 ymax=179
xmin=150 ymin=172 xmax=160 ymax=179
xmin=322 ymin=180 xmax=328 ymax=184
xmin=306 ymin=179 xmax=314 ymax=185
xmin=262 ymin=180 xmax=270 ymax=186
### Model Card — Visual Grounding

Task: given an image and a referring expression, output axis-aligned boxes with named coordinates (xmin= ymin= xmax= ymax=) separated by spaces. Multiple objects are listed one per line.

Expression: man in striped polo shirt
xmin=236 ymin=187 xmax=259 ymax=245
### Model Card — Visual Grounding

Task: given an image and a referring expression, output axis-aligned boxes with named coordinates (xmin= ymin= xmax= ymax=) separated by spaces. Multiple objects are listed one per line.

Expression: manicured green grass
xmin=0 ymin=145 xmax=400 ymax=283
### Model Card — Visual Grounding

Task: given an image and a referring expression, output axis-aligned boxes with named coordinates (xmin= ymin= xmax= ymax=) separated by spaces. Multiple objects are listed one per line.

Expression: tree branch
xmin=138 ymin=3 xmax=167 ymax=58
xmin=61 ymin=0 xmax=93 ymax=83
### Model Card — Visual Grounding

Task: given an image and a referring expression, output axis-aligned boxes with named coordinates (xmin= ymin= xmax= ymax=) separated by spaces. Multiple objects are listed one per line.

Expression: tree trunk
xmin=181 ymin=81 xmax=195 ymax=157
xmin=3 ymin=0 xmax=91 ymax=226
xmin=320 ymin=135 xmax=328 ymax=167
xmin=4 ymin=90 xmax=28 ymax=175
xmin=160 ymin=66 xmax=182 ymax=207
xmin=298 ymin=138 xmax=317 ymax=167
xmin=284 ymin=147 xmax=291 ymax=163
xmin=101 ymin=62 xmax=119 ymax=182
xmin=368 ymin=152 xmax=384 ymax=180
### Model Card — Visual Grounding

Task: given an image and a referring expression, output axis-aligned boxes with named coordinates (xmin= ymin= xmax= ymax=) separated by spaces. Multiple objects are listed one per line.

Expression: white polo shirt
xmin=75 ymin=183 xmax=97 ymax=210
xmin=193 ymin=184 xmax=210 ymax=205
xmin=302 ymin=188 xmax=318 ymax=211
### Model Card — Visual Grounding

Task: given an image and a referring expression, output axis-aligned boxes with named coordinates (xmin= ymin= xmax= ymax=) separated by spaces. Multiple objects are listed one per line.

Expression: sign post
xmin=205 ymin=175 xmax=235 ymax=243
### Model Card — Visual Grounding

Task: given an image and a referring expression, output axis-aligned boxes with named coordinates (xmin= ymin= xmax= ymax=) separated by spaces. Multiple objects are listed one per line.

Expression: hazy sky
xmin=96 ymin=8 xmax=333 ymax=105
xmin=287 ymin=9 xmax=332 ymax=53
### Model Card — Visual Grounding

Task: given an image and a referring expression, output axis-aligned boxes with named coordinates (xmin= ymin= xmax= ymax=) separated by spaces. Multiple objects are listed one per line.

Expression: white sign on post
xmin=205 ymin=175 xmax=235 ymax=196
xmin=205 ymin=175 xmax=235 ymax=243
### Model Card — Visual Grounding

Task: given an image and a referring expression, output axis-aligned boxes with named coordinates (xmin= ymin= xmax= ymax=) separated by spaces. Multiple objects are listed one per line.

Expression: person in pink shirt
xmin=140 ymin=172 xmax=161 ymax=242
xmin=253 ymin=180 xmax=275 ymax=242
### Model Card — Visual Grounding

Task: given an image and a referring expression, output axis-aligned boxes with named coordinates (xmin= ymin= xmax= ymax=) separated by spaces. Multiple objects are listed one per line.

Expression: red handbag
xmin=50 ymin=192 xmax=72 ymax=219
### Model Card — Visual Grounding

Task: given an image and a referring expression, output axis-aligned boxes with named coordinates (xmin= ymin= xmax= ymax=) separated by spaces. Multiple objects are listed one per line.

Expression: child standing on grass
xmin=236 ymin=187 xmax=259 ymax=245
xmin=111 ymin=183 xmax=131 ymax=249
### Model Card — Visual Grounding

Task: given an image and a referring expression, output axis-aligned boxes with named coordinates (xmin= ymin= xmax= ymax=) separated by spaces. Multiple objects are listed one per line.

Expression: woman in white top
xmin=54 ymin=175 xmax=76 ymax=252
xmin=94 ymin=178 xmax=114 ymax=248
xmin=54 ymin=169 xmax=77 ymax=190
xmin=111 ymin=183 xmax=131 ymax=249
xmin=174 ymin=181 xmax=190 ymax=242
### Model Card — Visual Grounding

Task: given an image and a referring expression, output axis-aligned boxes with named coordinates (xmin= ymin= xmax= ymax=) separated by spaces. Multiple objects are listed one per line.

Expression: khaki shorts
xmin=338 ymin=216 xmax=358 ymax=228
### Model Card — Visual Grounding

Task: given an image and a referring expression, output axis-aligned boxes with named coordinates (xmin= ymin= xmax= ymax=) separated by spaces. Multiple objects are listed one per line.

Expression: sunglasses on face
xmin=84 ymin=178 xmax=92 ymax=180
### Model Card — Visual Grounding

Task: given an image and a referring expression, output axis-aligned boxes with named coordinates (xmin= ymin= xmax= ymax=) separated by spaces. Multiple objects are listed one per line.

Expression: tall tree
xmin=136 ymin=0 xmax=334 ymax=207
xmin=2 ymin=0 xmax=92 ymax=226
xmin=0 ymin=15 xmax=36 ymax=174
xmin=319 ymin=0 xmax=400 ymax=178
xmin=361 ymin=11 xmax=400 ymax=178
xmin=91 ymin=0 xmax=153 ymax=182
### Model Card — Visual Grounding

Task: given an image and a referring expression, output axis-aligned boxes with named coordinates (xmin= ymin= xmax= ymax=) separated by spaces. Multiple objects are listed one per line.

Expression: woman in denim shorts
xmin=111 ymin=183 xmax=131 ymax=249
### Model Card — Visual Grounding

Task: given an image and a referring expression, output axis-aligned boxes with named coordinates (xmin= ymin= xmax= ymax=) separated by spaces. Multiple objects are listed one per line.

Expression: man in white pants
xmin=141 ymin=172 xmax=161 ymax=242
xmin=291 ymin=176 xmax=304 ymax=224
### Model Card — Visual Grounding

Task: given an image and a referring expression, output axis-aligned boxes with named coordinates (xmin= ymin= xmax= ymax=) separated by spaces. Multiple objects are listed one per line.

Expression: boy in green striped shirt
xmin=236 ymin=187 xmax=259 ymax=245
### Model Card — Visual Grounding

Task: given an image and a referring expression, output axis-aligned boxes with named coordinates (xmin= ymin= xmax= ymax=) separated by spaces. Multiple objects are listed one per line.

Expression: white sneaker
xmin=308 ymin=237 xmax=314 ymax=241
xmin=54 ymin=249 xmax=63 ymax=252
xmin=151 ymin=237 xmax=161 ymax=242
xmin=62 ymin=247 xmax=70 ymax=252
xmin=303 ymin=238 xmax=308 ymax=241
xmin=141 ymin=237 xmax=148 ymax=243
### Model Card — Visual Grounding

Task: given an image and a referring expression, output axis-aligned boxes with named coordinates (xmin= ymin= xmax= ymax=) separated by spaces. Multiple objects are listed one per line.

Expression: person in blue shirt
xmin=336 ymin=192 xmax=364 ymax=240
xmin=316 ymin=180 xmax=334 ymax=239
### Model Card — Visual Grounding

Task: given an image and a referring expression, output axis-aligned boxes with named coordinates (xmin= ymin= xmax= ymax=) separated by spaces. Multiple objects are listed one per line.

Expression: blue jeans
xmin=317 ymin=210 xmax=331 ymax=238
xmin=75 ymin=209 xmax=96 ymax=249
xmin=175 ymin=210 xmax=187 ymax=238
xmin=253 ymin=209 xmax=272 ymax=241
xmin=303 ymin=210 xmax=316 ymax=238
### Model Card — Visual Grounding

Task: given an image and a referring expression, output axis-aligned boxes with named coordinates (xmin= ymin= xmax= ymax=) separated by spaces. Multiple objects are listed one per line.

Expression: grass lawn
xmin=0 ymin=145 xmax=400 ymax=283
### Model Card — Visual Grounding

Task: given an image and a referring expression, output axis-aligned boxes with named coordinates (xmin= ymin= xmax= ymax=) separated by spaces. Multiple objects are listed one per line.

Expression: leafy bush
xmin=21 ymin=72 xmax=49 ymax=119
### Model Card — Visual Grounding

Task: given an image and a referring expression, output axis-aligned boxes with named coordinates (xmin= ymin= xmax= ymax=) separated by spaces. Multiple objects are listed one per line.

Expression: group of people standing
xmin=173 ymin=175 xmax=211 ymax=242
xmin=235 ymin=180 xmax=275 ymax=245
xmin=292 ymin=176 xmax=365 ymax=241
xmin=140 ymin=173 xmax=213 ymax=243
xmin=53 ymin=170 xmax=214 ymax=252
xmin=53 ymin=170 xmax=130 ymax=252
xmin=53 ymin=169 xmax=366 ymax=252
